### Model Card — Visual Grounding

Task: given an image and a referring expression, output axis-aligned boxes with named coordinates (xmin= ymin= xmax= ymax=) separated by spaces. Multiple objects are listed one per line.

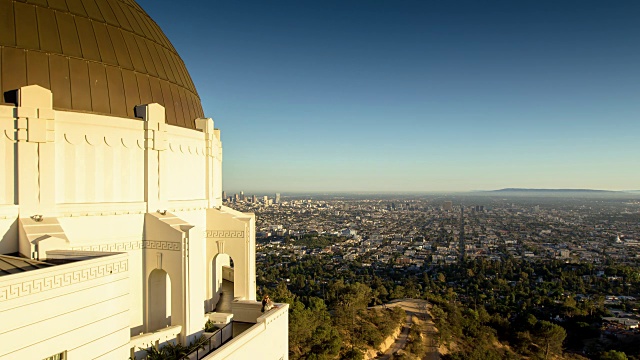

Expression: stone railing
xmin=201 ymin=303 xmax=289 ymax=360
xmin=230 ymin=299 xmax=263 ymax=323
xmin=181 ymin=322 xmax=233 ymax=360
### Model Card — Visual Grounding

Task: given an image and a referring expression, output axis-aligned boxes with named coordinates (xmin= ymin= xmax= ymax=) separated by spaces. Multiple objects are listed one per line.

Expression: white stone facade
xmin=0 ymin=85 xmax=288 ymax=359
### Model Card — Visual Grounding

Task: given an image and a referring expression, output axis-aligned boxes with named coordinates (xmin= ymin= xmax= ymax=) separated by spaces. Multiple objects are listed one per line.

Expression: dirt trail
xmin=371 ymin=299 xmax=440 ymax=360
xmin=377 ymin=314 xmax=411 ymax=360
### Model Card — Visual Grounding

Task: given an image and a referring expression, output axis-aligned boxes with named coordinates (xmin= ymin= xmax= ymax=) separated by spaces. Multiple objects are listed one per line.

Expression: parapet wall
xmin=0 ymin=252 xmax=130 ymax=359
xmin=0 ymin=85 xmax=222 ymax=255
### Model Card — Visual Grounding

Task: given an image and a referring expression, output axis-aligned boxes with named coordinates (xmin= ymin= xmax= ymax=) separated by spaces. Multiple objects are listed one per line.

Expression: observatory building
xmin=0 ymin=0 xmax=288 ymax=359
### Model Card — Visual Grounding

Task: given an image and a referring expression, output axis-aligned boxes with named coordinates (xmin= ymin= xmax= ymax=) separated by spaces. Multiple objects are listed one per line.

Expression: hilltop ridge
xmin=491 ymin=188 xmax=617 ymax=193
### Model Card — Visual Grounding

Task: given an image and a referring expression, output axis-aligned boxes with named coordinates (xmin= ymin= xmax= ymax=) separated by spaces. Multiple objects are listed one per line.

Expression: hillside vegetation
xmin=269 ymin=281 xmax=405 ymax=359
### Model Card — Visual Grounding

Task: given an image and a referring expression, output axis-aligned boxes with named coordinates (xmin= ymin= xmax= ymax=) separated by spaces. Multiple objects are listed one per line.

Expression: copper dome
xmin=0 ymin=0 xmax=204 ymax=128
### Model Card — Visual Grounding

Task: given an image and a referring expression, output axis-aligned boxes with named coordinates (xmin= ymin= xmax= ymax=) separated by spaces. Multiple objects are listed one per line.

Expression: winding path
xmin=372 ymin=299 xmax=440 ymax=360
xmin=377 ymin=314 xmax=412 ymax=360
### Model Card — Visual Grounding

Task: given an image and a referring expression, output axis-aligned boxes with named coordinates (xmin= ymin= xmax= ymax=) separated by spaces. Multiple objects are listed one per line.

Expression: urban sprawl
xmin=224 ymin=192 xmax=640 ymax=268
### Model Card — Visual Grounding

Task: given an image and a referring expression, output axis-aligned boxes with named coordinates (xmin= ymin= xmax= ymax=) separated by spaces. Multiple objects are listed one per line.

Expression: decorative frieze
xmin=61 ymin=132 xmax=144 ymax=149
xmin=0 ymin=259 xmax=128 ymax=302
xmin=72 ymin=241 xmax=143 ymax=252
xmin=143 ymin=240 xmax=181 ymax=251
xmin=204 ymin=230 xmax=244 ymax=239
xmin=71 ymin=240 xmax=181 ymax=252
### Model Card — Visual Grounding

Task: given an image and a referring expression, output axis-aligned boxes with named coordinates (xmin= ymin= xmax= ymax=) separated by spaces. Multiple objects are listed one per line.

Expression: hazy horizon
xmin=221 ymin=188 xmax=640 ymax=197
xmin=140 ymin=0 xmax=640 ymax=192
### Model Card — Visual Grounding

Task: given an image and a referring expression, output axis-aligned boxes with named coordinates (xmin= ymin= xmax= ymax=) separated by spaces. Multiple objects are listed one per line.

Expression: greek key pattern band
xmin=71 ymin=240 xmax=181 ymax=252
xmin=0 ymin=260 xmax=128 ymax=302
xmin=204 ymin=230 xmax=244 ymax=239
xmin=143 ymin=240 xmax=181 ymax=251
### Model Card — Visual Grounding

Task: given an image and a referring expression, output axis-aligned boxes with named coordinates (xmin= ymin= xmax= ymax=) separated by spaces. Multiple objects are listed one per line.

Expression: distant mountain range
xmin=491 ymin=188 xmax=618 ymax=193
xmin=487 ymin=188 xmax=640 ymax=196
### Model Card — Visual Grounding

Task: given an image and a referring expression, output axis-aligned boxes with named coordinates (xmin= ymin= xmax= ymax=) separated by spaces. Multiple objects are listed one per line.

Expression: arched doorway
xmin=148 ymin=269 xmax=172 ymax=331
xmin=210 ymin=253 xmax=234 ymax=312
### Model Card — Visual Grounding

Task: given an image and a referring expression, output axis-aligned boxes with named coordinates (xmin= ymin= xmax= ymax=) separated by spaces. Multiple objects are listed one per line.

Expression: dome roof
xmin=0 ymin=0 xmax=204 ymax=128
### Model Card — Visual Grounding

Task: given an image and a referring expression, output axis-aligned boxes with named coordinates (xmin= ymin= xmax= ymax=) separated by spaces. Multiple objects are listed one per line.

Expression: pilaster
xmin=15 ymin=85 xmax=56 ymax=217
xmin=213 ymin=129 xmax=222 ymax=207
xmin=195 ymin=118 xmax=222 ymax=208
xmin=135 ymin=104 xmax=167 ymax=213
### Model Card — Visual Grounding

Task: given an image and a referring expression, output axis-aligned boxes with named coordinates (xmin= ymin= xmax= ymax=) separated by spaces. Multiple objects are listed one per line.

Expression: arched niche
xmin=148 ymin=269 xmax=172 ymax=331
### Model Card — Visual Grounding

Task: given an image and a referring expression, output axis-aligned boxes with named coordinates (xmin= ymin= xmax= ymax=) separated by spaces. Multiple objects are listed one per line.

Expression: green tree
xmin=287 ymin=297 xmax=342 ymax=359
xmin=391 ymin=285 xmax=406 ymax=299
xmin=534 ymin=321 xmax=566 ymax=360
xmin=600 ymin=350 xmax=628 ymax=360
xmin=271 ymin=281 xmax=296 ymax=305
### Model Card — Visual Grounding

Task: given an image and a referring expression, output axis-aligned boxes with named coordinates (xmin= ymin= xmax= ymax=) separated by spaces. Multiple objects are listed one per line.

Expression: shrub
xmin=204 ymin=319 xmax=217 ymax=332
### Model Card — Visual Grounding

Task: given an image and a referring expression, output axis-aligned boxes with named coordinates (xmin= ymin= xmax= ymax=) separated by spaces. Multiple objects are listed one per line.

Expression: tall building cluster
xmin=223 ymin=191 xmax=283 ymax=206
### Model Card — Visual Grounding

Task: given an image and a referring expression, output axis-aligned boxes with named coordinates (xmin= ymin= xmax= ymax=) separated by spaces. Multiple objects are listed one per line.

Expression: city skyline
xmin=139 ymin=0 xmax=640 ymax=192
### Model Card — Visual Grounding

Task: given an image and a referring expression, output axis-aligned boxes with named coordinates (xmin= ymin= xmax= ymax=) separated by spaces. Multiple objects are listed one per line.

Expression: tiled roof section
xmin=0 ymin=255 xmax=54 ymax=276
xmin=0 ymin=0 xmax=204 ymax=129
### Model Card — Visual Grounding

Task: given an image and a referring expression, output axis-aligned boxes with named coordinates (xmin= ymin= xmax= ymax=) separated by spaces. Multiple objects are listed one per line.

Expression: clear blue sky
xmin=138 ymin=0 xmax=640 ymax=193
